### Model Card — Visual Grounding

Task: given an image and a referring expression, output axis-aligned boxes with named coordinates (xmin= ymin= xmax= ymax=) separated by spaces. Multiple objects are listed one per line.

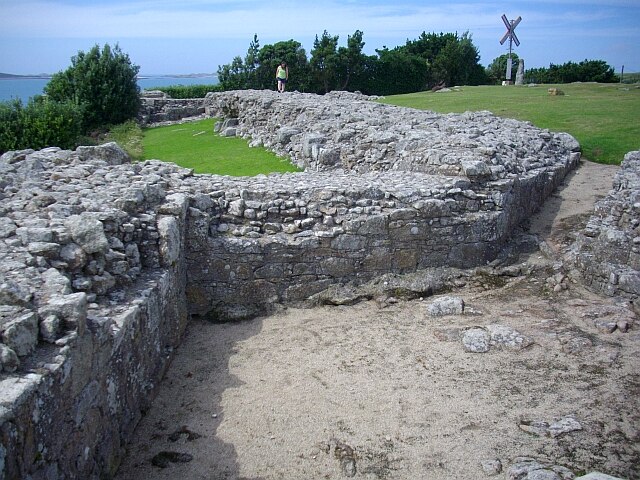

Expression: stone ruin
xmin=569 ymin=150 xmax=640 ymax=299
xmin=0 ymin=89 xmax=636 ymax=479
xmin=138 ymin=90 xmax=205 ymax=126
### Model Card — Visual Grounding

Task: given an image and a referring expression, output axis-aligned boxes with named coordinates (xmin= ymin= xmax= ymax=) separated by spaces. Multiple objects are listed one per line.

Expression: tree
xmin=217 ymin=36 xmax=261 ymax=90
xmin=403 ymin=32 xmax=457 ymax=62
xmin=215 ymin=30 xmax=488 ymax=96
xmin=576 ymin=59 xmax=617 ymax=82
xmin=335 ymin=30 xmax=368 ymax=91
xmin=385 ymin=31 xmax=485 ymax=89
xmin=310 ymin=31 xmax=340 ymax=93
xmin=366 ymin=48 xmax=428 ymax=95
xmin=456 ymin=32 xmax=488 ymax=85
xmin=431 ymin=32 xmax=486 ymax=86
xmin=218 ymin=38 xmax=309 ymax=92
xmin=45 ymin=44 xmax=140 ymax=130
xmin=256 ymin=40 xmax=309 ymax=92
xmin=244 ymin=34 xmax=261 ymax=89
xmin=487 ymin=53 xmax=520 ymax=84
xmin=217 ymin=55 xmax=247 ymax=90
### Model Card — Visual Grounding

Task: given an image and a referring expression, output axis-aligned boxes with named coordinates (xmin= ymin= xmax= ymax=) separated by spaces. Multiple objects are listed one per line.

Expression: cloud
xmin=2 ymin=0 xmax=637 ymax=72
xmin=1 ymin=0 xmax=635 ymax=43
xmin=0 ymin=0 xmax=593 ymax=40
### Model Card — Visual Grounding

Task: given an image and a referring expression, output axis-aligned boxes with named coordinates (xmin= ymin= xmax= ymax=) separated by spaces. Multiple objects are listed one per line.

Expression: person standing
xmin=276 ymin=61 xmax=289 ymax=92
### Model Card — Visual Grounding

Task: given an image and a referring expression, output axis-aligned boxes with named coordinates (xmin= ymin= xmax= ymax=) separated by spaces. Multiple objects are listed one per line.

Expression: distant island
xmin=1 ymin=72 xmax=217 ymax=80
xmin=0 ymin=73 xmax=52 ymax=79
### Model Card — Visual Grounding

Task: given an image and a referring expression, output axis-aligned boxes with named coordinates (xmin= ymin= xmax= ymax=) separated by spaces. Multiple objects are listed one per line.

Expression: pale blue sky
xmin=1 ymin=0 xmax=638 ymax=75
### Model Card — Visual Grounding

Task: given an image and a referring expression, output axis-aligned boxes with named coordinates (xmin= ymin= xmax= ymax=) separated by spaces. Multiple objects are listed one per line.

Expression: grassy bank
xmin=142 ymin=119 xmax=300 ymax=176
xmin=380 ymin=83 xmax=640 ymax=165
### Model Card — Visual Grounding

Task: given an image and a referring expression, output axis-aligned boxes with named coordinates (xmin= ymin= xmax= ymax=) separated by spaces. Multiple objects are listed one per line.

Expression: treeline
xmin=220 ymin=32 xmax=620 ymax=93
xmin=524 ymin=59 xmax=618 ymax=84
xmin=218 ymin=31 xmax=488 ymax=95
xmin=485 ymin=55 xmax=619 ymax=85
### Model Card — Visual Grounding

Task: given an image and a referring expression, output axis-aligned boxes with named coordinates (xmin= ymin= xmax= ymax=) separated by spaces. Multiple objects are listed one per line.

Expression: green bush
xmin=146 ymin=84 xmax=223 ymax=99
xmin=0 ymin=99 xmax=22 ymax=152
xmin=21 ymin=97 xmax=84 ymax=150
xmin=0 ymin=97 xmax=84 ymax=154
xmin=45 ymin=43 xmax=140 ymax=130
xmin=525 ymin=59 xmax=617 ymax=84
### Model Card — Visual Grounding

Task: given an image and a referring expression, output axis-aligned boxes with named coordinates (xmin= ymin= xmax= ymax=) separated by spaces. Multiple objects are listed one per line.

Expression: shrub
xmin=147 ymin=84 xmax=223 ymax=99
xmin=45 ymin=43 xmax=141 ymax=130
xmin=21 ymin=97 xmax=84 ymax=150
xmin=0 ymin=99 xmax=22 ymax=152
xmin=525 ymin=59 xmax=618 ymax=84
xmin=0 ymin=97 xmax=84 ymax=154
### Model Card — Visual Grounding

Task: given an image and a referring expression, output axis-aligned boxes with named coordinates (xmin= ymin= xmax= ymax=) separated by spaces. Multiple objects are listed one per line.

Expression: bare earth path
xmin=115 ymin=160 xmax=639 ymax=480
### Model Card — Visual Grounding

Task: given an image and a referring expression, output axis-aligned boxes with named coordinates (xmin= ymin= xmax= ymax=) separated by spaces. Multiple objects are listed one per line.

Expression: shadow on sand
xmin=115 ymin=315 xmax=267 ymax=480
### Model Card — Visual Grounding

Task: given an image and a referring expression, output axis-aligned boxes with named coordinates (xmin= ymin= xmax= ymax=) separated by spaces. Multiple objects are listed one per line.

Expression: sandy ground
xmin=115 ymin=160 xmax=639 ymax=480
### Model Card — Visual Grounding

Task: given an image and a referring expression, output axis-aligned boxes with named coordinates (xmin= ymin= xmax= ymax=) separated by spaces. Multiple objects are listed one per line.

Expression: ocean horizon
xmin=0 ymin=74 xmax=219 ymax=103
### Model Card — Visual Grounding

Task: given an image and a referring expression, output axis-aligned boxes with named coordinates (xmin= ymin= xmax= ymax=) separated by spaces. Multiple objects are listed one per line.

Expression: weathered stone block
xmin=427 ymin=296 xmax=465 ymax=316
xmin=462 ymin=327 xmax=490 ymax=353
xmin=1 ymin=311 xmax=38 ymax=356
xmin=65 ymin=214 xmax=109 ymax=254
xmin=38 ymin=293 xmax=88 ymax=337
xmin=157 ymin=216 xmax=181 ymax=267
xmin=277 ymin=127 xmax=300 ymax=144
xmin=76 ymin=142 xmax=130 ymax=165
xmin=0 ymin=343 xmax=19 ymax=372
xmin=0 ymin=281 xmax=32 ymax=307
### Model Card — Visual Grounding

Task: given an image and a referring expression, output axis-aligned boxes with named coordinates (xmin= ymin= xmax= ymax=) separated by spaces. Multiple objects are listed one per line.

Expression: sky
xmin=0 ymin=0 xmax=638 ymax=76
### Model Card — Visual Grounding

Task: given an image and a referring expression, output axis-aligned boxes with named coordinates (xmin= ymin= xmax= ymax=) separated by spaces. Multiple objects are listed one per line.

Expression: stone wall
xmin=191 ymin=90 xmax=580 ymax=319
xmin=568 ymin=150 xmax=640 ymax=298
xmin=138 ymin=90 xmax=206 ymax=125
xmin=0 ymin=144 xmax=191 ymax=479
xmin=181 ymin=165 xmax=576 ymax=321
xmin=204 ymin=90 xmax=580 ymax=178
xmin=0 ymin=90 xmax=586 ymax=478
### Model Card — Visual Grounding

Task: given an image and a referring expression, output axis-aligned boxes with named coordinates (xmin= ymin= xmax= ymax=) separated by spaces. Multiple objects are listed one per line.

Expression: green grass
xmin=107 ymin=120 xmax=144 ymax=160
xmin=142 ymin=118 xmax=301 ymax=175
xmin=379 ymin=83 xmax=640 ymax=165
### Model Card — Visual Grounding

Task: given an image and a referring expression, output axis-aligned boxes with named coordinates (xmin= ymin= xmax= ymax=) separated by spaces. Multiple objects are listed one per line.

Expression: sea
xmin=0 ymin=75 xmax=219 ymax=103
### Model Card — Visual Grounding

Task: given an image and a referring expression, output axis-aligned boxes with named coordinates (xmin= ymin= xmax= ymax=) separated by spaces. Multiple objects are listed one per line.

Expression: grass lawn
xmin=142 ymin=118 xmax=301 ymax=176
xmin=379 ymin=83 xmax=640 ymax=165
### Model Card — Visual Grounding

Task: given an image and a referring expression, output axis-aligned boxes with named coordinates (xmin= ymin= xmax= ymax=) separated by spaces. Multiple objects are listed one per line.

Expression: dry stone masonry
xmin=138 ymin=90 xmax=206 ymax=126
xmin=569 ymin=150 xmax=640 ymax=299
xmin=0 ymin=89 xmax=634 ymax=479
xmin=204 ymin=90 xmax=580 ymax=178
xmin=0 ymin=143 xmax=191 ymax=479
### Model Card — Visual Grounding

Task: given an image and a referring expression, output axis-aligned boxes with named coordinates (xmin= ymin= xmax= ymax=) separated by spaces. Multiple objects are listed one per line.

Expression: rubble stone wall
xmin=182 ymin=165 xmax=576 ymax=321
xmin=569 ymin=150 xmax=640 ymax=299
xmin=0 ymin=90 xmax=589 ymax=479
xmin=138 ymin=90 xmax=205 ymax=125
xmin=0 ymin=145 xmax=192 ymax=479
